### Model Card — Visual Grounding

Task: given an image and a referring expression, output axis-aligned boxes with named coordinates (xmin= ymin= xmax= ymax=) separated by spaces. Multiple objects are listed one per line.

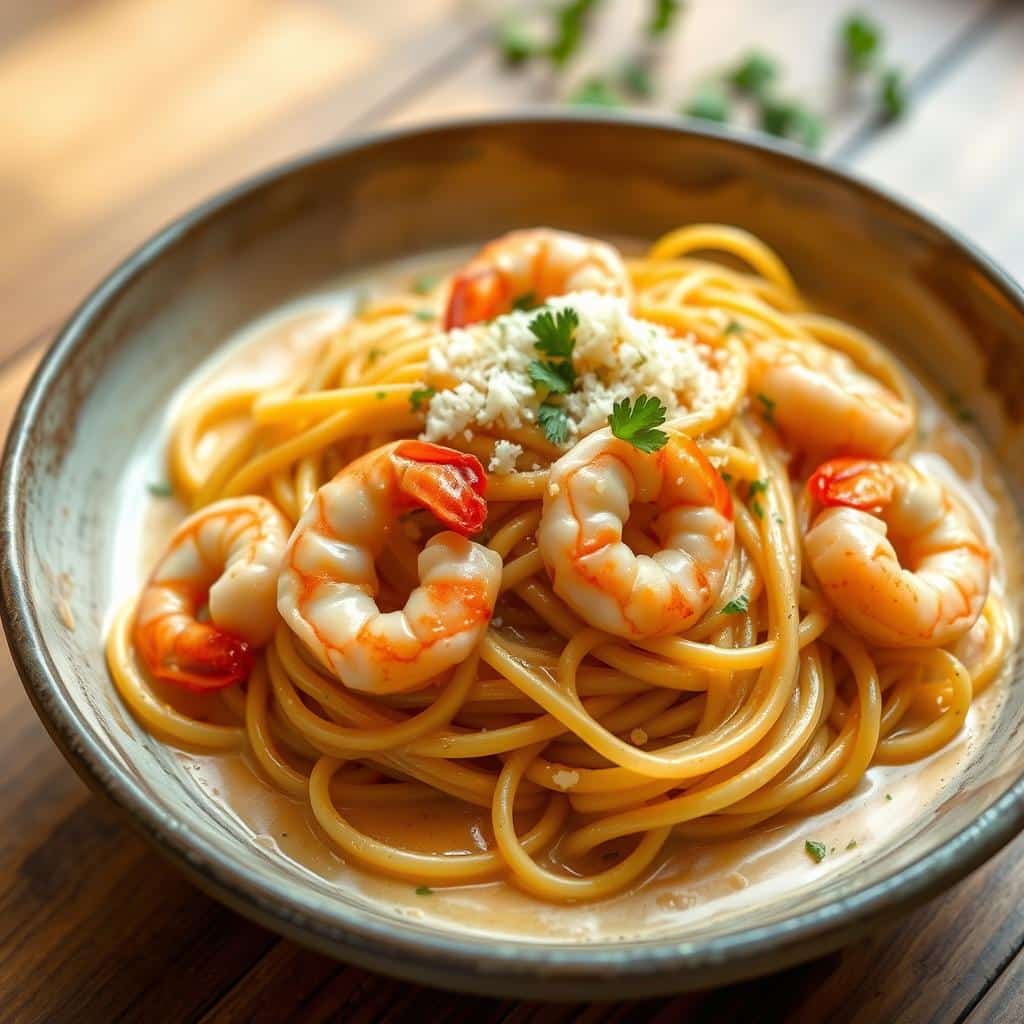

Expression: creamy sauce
xmin=125 ymin=255 xmax=1021 ymax=944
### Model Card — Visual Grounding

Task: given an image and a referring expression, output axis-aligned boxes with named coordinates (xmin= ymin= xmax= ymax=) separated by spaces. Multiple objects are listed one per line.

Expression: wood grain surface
xmin=2 ymin=2 xmax=1023 ymax=1021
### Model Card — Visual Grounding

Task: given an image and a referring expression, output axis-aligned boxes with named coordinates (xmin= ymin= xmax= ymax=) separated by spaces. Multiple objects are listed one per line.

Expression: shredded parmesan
xmin=422 ymin=292 xmax=720 ymax=453
xmin=488 ymin=440 xmax=523 ymax=474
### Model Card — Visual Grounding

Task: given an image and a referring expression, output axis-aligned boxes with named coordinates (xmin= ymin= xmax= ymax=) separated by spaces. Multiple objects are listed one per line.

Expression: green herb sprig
xmin=608 ymin=395 xmax=669 ymax=453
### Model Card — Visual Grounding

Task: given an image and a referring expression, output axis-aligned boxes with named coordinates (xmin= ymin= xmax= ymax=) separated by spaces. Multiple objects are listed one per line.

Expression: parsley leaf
xmin=570 ymin=77 xmax=623 ymax=108
xmin=147 ymin=482 xmax=173 ymax=498
xmin=749 ymin=478 xmax=768 ymax=519
xmin=538 ymin=401 xmax=571 ymax=446
xmin=728 ymin=51 xmax=778 ymax=97
xmin=415 ymin=885 xmax=434 ymax=896
xmin=805 ymin=839 xmax=827 ymax=864
xmin=880 ymin=67 xmax=907 ymax=121
xmin=409 ymin=387 xmax=436 ymax=413
xmin=499 ymin=15 xmax=542 ymax=66
xmin=722 ymin=594 xmax=750 ymax=615
xmin=413 ymin=309 xmax=435 ymax=321
xmin=621 ymin=59 xmax=653 ymax=99
xmin=550 ymin=0 xmax=600 ymax=67
xmin=528 ymin=359 xmax=576 ymax=394
xmin=529 ymin=308 xmax=579 ymax=358
xmin=846 ymin=840 xmax=858 ymax=851
xmin=608 ymin=395 xmax=669 ymax=453
xmin=841 ymin=12 xmax=882 ymax=72
xmin=648 ymin=0 xmax=682 ymax=38
xmin=760 ymin=96 xmax=824 ymax=150
xmin=683 ymin=83 xmax=731 ymax=124
xmin=724 ymin=320 xmax=745 ymax=335
xmin=512 ymin=291 xmax=539 ymax=311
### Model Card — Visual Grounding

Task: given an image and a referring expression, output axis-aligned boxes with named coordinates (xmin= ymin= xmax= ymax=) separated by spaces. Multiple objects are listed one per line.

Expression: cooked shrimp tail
xmin=805 ymin=458 xmax=990 ymax=647
xmin=444 ymin=228 xmax=630 ymax=329
xmin=390 ymin=440 xmax=488 ymax=534
xmin=134 ymin=496 xmax=290 ymax=691
xmin=277 ymin=441 xmax=502 ymax=694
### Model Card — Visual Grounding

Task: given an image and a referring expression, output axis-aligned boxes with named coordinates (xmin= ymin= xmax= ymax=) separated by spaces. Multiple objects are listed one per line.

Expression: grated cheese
xmin=488 ymin=440 xmax=523 ymax=474
xmin=422 ymin=292 xmax=721 ymax=455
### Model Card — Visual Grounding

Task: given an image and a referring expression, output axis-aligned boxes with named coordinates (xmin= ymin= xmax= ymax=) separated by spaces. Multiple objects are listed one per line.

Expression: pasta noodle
xmin=106 ymin=224 xmax=1012 ymax=903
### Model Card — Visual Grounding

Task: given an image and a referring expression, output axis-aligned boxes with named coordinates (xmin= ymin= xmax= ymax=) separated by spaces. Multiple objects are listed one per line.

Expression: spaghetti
xmin=106 ymin=224 xmax=1012 ymax=903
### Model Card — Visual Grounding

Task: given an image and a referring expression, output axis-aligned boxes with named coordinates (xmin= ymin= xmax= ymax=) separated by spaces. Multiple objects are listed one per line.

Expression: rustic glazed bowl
xmin=3 ymin=114 xmax=1023 ymax=1000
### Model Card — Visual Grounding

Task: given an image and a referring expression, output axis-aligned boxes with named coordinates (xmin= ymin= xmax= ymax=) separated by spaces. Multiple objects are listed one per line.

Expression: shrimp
xmin=134 ymin=496 xmax=290 ymax=690
xmin=444 ymin=228 xmax=630 ymax=329
xmin=277 ymin=440 xmax=502 ymax=694
xmin=805 ymin=458 xmax=990 ymax=647
xmin=537 ymin=430 xmax=734 ymax=639
xmin=748 ymin=339 xmax=913 ymax=458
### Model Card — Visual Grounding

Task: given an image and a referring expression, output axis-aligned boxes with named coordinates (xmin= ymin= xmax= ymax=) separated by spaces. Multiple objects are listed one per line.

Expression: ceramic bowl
xmin=3 ymin=114 xmax=1023 ymax=999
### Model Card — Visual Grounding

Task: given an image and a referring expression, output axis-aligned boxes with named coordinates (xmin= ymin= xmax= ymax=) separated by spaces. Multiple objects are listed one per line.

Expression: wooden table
xmin=3 ymin=2 xmax=1023 ymax=1020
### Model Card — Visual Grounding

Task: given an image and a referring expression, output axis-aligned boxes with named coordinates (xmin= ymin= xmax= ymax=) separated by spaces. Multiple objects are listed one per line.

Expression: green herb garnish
xmin=570 ymin=77 xmax=623 ymax=108
xmin=367 ymin=347 xmax=382 ymax=364
xmin=724 ymin=320 xmax=745 ymax=335
xmin=415 ymin=885 xmax=433 ymax=896
xmin=147 ymin=482 xmax=173 ymax=498
xmin=529 ymin=307 xmax=579 ymax=358
xmin=409 ymin=387 xmax=436 ymax=413
xmin=608 ymin=395 xmax=669 ymax=453
xmin=375 ymin=391 xmax=388 ymax=400
xmin=728 ymin=51 xmax=778 ymax=97
xmin=722 ymin=594 xmax=750 ymax=615
xmin=550 ymin=0 xmax=600 ymax=67
xmin=759 ymin=96 xmax=824 ymax=149
xmin=412 ymin=274 xmax=439 ymax=295
xmin=841 ymin=12 xmax=882 ymax=72
xmin=885 ymin=793 xmax=893 ymax=801
xmin=846 ymin=840 xmax=858 ymax=850
xmin=756 ymin=392 xmax=776 ymax=424
xmin=648 ymin=0 xmax=682 ymax=38
xmin=805 ymin=839 xmax=827 ymax=863
xmin=512 ymin=292 xmax=539 ymax=311
xmin=499 ymin=15 xmax=542 ymax=66
xmin=748 ymin=478 xmax=768 ymax=519
xmin=528 ymin=359 xmax=576 ymax=395
xmin=413 ymin=309 xmax=436 ymax=321
xmin=683 ymin=83 xmax=731 ymax=124
xmin=946 ymin=392 xmax=975 ymax=423
xmin=880 ymin=67 xmax=907 ymax=121
xmin=621 ymin=60 xmax=654 ymax=99
xmin=538 ymin=401 xmax=571 ymax=446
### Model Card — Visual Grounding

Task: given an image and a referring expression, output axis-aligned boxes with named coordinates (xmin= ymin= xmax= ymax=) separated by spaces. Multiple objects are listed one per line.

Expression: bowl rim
xmin=4 ymin=109 xmax=1024 ymax=996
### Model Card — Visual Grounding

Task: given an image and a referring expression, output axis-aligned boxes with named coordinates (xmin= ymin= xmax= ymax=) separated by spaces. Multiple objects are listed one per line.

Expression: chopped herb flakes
xmin=498 ymin=15 xmax=542 ymax=66
xmin=415 ymin=885 xmax=434 ymax=896
xmin=550 ymin=0 xmax=600 ymax=67
xmin=683 ymin=84 xmax=730 ymax=124
xmin=885 ymin=793 xmax=893 ymax=801
xmin=880 ymin=67 xmax=907 ymax=121
xmin=648 ymin=0 xmax=682 ymax=38
xmin=570 ymin=77 xmax=623 ymax=108
xmin=409 ymin=387 xmax=436 ymax=413
xmin=621 ymin=60 xmax=654 ymax=99
xmin=846 ymin=840 xmax=858 ymax=851
xmin=146 ymin=482 xmax=173 ymax=498
xmin=805 ymin=839 xmax=827 ymax=863
xmin=841 ymin=12 xmax=882 ymax=71
xmin=375 ymin=391 xmax=388 ymax=400
xmin=412 ymin=274 xmax=439 ymax=295
xmin=538 ymin=401 xmax=571 ymax=445
xmin=946 ymin=392 xmax=975 ymax=423
xmin=728 ymin=51 xmax=778 ymax=97
xmin=367 ymin=347 xmax=382 ymax=364
xmin=413 ymin=309 xmax=436 ymax=322
xmin=722 ymin=594 xmax=750 ymax=615
xmin=608 ymin=395 xmax=669 ymax=453
xmin=724 ymin=320 xmax=745 ymax=335
xmin=759 ymin=97 xmax=824 ymax=150
xmin=756 ymin=392 xmax=776 ymax=424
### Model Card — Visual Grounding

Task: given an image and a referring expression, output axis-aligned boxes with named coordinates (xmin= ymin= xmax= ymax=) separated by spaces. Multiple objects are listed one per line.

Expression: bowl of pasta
xmin=3 ymin=113 xmax=1023 ymax=999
